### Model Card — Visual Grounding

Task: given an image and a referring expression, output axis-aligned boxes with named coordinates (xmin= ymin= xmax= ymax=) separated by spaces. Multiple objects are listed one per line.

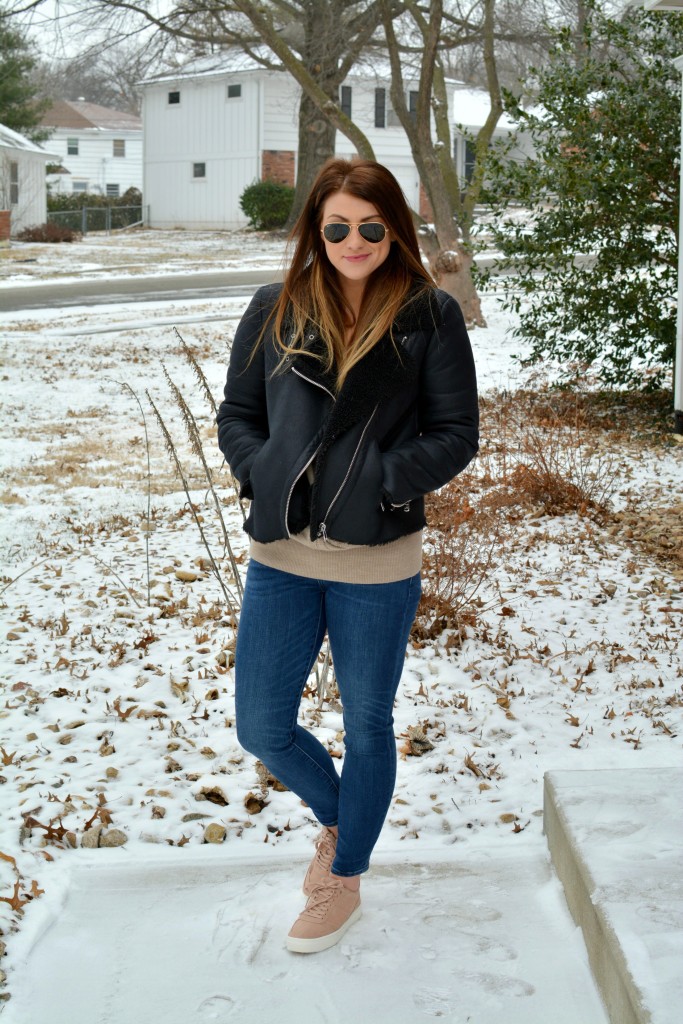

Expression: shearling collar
xmin=293 ymin=287 xmax=443 ymax=468
xmin=290 ymin=285 xmax=442 ymax=400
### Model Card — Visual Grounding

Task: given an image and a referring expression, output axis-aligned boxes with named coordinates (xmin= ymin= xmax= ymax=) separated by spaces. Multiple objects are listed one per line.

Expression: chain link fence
xmin=47 ymin=205 xmax=148 ymax=235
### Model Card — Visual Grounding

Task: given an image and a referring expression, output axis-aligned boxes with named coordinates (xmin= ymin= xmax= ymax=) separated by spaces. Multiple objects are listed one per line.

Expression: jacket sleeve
xmin=380 ymin=294 xmax=479 ymax=505
xmin=216 ymin=288 xmax=271 ymax=499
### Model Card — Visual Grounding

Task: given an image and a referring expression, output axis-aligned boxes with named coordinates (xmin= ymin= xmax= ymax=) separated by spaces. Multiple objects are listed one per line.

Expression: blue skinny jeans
xmin=234 ymin=559 xmax=422 ymax=877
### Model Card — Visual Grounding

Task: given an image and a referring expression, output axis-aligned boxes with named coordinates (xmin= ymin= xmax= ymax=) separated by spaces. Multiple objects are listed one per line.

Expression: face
xmin=319 ymin=191 xmax=391 ymax=291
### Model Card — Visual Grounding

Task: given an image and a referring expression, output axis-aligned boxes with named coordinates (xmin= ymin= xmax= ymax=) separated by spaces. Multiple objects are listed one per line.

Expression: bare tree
xmin=76 ymin=1 xmax=393 ymax=221
xmin=35 ymin=41 xmax=168 ymax=114
xmin=381 ymin=0 xmax=504 ymax=325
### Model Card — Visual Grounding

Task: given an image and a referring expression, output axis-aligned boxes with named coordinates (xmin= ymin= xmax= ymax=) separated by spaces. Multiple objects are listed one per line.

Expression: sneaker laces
xmin=304 ymin=880 xmax=345 ymax=920
xmin=314 ymin=828 xmax=336 ymax=870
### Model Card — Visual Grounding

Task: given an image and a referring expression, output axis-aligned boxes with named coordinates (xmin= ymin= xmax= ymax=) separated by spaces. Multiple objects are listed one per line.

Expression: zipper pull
xmin=317 ymin=522 xmax=328 ymax=541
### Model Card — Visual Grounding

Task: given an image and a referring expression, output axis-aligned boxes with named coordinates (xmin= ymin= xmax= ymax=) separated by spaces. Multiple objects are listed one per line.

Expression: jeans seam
xmin=291 ymin=737 xmax=340 ymax=803
xmin=331 ymin=571 xmax=420 ymax=877
xmin=288 ymin=597 xmax=341 ymax=801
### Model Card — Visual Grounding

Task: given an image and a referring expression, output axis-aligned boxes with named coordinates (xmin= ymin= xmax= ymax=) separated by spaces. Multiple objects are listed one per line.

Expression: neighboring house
xmin=39 ymin=100 xmax=143 ymax=198
xmin=0 ymin=122 xmax=60 ymax=235
xmin=140 ymin=51 xmax=517 ymax=230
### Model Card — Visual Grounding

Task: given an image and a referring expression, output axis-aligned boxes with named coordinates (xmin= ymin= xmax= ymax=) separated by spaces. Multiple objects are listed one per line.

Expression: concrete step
xmin=4 ymin=843 xmax=607 ymax=1024
xmin=544 ymin=768 xmax=683 ymax=1024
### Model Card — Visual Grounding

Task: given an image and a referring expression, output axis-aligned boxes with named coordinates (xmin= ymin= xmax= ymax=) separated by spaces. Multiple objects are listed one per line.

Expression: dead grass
xmin=608 ymin=503 xmax=683 ymax=576
xmin=482 ymin=388 xmax=676 ymax=447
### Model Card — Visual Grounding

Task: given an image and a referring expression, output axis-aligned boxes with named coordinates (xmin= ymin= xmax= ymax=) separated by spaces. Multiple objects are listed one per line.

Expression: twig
xmin=0 ymin=555 xmax=53 ymax=597
xmin=106 ymin=378 xmax=152 ymax=606
xmin=160 ymin=363 xmax=243 ymax=603
xmin=174 ymin=326 xmax=246 ymax=523
xmin=146 ymin=391 xmax=238 ymax=624
xmin=87 ymin=552 xmax=143 ymax=608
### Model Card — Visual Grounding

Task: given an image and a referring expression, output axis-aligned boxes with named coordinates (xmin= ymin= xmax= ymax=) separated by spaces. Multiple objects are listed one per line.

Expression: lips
xmin=344 ymin=254 xmax=370 ymax=262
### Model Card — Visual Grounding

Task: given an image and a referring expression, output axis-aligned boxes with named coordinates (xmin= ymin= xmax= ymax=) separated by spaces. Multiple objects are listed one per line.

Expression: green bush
xmin=239 ymin=179 xmax=294 ymax=230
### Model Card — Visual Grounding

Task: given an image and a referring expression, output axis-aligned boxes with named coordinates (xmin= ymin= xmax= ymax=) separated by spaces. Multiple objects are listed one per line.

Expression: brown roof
xmin=40 ymin=100 xmax=141 ymax=131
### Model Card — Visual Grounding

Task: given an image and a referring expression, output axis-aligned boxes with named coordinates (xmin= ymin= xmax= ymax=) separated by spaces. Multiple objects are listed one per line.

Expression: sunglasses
xmin=322 ymin=222 xmax=387 ymax=244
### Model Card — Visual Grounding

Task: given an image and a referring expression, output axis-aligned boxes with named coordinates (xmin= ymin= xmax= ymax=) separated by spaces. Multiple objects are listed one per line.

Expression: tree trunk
xmin=287 ymin=89 xmax=337 ymax=228
xmin=420 ymin=223 xmax=485 ymax=327
xmin=415 ymin=149 xmax=486 ymax=327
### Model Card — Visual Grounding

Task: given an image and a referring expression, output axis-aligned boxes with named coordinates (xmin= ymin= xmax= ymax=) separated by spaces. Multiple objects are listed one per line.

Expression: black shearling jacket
xmin=216 ymin=282 xmax=479 ymax=547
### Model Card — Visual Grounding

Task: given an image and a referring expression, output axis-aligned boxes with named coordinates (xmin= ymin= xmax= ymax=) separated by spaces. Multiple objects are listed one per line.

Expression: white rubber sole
xmin=286 ymin=905 xmax=362 ymax=954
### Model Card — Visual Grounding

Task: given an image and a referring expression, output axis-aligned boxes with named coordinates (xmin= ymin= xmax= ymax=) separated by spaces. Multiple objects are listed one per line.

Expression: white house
xmin=39 ymin=100 xmax=143 ymax=198
xmin=0 ymin=123 xmax=60 ymax=235
xmin=140 ymin=51 xmax=516 ymax=230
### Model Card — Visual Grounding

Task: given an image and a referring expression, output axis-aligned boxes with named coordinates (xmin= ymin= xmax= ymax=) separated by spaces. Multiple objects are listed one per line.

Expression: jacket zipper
xmin=291 ymin=365 xmax=336 ymax=400
xmin=284 ymin=443 xmax=322 ymax=539
xmin=283 ymin=364 xmax=334 ymax=538
xmin=317 ymin=405 xmax=379 ymax=540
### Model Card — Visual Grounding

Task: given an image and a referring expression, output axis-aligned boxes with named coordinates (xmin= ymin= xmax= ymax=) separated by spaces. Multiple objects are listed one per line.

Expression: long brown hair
xmin=265 ymin=158 xmax=435 ymax=391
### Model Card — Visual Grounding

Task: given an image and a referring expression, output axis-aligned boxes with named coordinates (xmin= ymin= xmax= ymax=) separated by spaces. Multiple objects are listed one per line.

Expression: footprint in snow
xmin=197 ymin=994 xmax=239 ymax=1020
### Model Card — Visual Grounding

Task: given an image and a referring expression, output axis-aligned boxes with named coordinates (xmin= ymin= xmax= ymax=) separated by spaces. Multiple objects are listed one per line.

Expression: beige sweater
xmin=249 ymin=527 xmax=422 ymax=584
xmin=247 ymin=463 xmax=422 ymax=583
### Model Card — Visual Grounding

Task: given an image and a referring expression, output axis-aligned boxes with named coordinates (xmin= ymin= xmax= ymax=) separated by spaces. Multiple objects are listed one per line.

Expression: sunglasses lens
xmin=323 ymin=223 xmax=350 ymax=243
xmin=322 ymin=223 xmax=387 ymax=243
xmin=359 ymin=223 xmax=386 ymax=243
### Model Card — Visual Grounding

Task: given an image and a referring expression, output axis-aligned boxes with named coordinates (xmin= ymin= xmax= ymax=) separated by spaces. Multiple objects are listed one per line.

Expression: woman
xmin=216 ymin=158 xmax=479 ymax=954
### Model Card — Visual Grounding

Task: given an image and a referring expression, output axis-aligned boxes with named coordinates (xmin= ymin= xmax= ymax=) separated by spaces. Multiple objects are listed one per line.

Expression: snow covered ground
xmin=0 ymin=229 xmax=287 ymax=286
xmin=0 ymin=232 xmax=681 ymax=1020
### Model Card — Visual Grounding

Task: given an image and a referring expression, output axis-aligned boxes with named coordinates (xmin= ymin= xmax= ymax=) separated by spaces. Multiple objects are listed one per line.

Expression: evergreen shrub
xmin=239 ymin=179 xmax=294 ymax=230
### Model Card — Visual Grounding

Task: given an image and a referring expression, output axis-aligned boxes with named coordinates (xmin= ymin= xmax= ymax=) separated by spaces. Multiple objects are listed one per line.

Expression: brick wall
xmin=419 ymin=183 xmax=434 ymax=223
xmin=0 ymin=210 xmax=10 ymax=245
xmin=261 ymin=150 xmax=295 ymax=187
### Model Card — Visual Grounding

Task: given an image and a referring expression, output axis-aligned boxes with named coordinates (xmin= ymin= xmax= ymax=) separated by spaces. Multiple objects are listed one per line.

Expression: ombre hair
xmin=264 ymin=158 xmax=435 ymax=391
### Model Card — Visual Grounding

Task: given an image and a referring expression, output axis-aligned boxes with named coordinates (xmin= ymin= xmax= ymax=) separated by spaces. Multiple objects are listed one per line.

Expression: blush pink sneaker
xmin=286 ymin=879 xmax=362 ymax=953
xmin=302 ymin=826 xmax=337 ymax=896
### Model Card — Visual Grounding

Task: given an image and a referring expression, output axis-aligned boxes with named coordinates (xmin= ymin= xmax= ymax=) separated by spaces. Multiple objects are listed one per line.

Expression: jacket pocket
xmin=325 ymin=437 xmax=385 ymax=543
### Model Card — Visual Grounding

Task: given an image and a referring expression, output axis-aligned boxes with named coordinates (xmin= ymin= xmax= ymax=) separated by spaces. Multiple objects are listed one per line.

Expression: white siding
xmin=144 ymin=75 xmax=260 ymax=228
xmin=262 ymin=76 xmax=300 ymax=153
xmin=0 ymin=148 xmax=49 ymax=234
xmin=45 ymin=128 xmax=143 ymax=195
xmin=333 ymin=80 xmax=421 ymax=207
xmin=140 ymin=66 xmax=504 ymax=229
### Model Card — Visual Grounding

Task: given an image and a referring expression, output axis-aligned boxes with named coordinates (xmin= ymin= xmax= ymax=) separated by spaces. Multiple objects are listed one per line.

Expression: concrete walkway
xmin=544 ymin=769 xmax=683 ymax=1024
xmin=4 ymin=844 xmax=607 ymax=1024
xmin=4 ymin=770 xmax=680 ymax=1023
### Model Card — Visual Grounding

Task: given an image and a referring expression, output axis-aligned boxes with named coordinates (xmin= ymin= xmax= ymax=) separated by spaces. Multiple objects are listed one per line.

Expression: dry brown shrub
xmin=476 ymin=392 xmax=616 ymax=519
xmin=414 ymin=479 xmax=503 ymax=641
xmin=16 ymin=222 xmax=80 ymax=243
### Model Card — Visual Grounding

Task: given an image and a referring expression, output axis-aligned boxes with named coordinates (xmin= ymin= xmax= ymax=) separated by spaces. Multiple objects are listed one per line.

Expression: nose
xmin=347 ymin=226 xmax=366 ymax=247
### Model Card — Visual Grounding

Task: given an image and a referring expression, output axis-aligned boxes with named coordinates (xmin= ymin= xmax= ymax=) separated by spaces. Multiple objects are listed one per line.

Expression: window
xmin=168 ymin=91 xmax=180 ymax=105
xmin=67 ymin=138 xmax=79 ymax=156
xmin=106 ymin=183 xmax=120 ymax=198
xmin=193 ymin=162 xmax=206 ymax=179
xmin=113 ymin=139 xmax=125 ymax=158
xmin=227 ymin=83 xmax=242 ymax=99
xmin=408 ymin=90 xmax=419 ymax=122
xmin=464 ymin=140 xmax=476 ymax=184
xmin=72 ymin=181 xmax=88 ymax=192
xmin=10 ymin=162 xmax=19 ymax=205
xmin=374 ymin=88 xmax=386 ymax=129
xmin=340 ymin=85 xmax=352 ymax=119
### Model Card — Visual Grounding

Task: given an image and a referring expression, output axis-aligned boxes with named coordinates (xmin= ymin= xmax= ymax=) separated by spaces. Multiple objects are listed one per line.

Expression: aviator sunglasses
xmin=322 ymin=221 xmax=387 ymax=244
